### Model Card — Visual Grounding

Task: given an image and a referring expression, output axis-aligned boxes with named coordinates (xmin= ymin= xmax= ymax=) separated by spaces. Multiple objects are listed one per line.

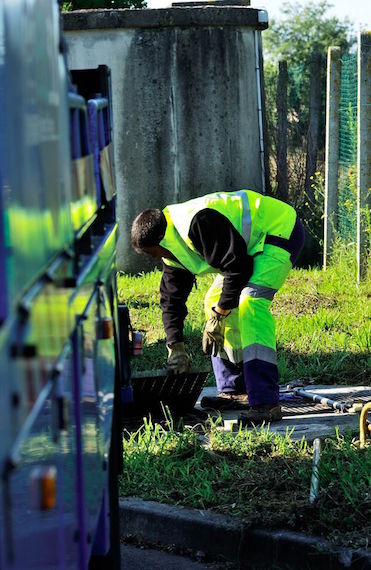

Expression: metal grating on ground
xmin=123 ymin=369 xmax=210 ymax=419
xmin=122 ymin=383 xmax=371 ymax=436
xmin=281 ymin=388 xmax=371 ymax=417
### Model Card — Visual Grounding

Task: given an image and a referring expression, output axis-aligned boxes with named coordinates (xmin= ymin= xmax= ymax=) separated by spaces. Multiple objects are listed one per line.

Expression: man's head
xmin=131 ymin=208 xmax=171 ymax=259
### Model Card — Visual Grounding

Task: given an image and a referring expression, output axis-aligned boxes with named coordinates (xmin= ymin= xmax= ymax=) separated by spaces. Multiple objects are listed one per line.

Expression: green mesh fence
xmin=338 ymin=53 xmax=358 ymax=241
xmin=287 ymin=63 xmax=308 ymax=146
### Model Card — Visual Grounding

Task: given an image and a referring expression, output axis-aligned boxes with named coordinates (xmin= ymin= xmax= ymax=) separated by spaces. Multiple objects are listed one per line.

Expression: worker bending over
xmin=131 ymin=190 xmax=305 ymax=425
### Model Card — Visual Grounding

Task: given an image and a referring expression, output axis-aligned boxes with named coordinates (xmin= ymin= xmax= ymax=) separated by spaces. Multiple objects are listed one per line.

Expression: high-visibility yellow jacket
xmin=160 ymin=189 xmax=297 ymax=274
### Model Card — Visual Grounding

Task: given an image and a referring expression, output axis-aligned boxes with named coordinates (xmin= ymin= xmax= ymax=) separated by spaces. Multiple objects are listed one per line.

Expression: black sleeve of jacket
xmin=160 ymin=263 xmax=194 ymax=345
xmin=189 ymin=209 xmax=254 ymax=310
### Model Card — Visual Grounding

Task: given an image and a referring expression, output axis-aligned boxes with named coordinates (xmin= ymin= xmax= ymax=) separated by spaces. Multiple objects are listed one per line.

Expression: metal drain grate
xmin=124 ymin=369 xmax=210 ymax=416
xmin=281 ymin=388 xmax=371 ymax=417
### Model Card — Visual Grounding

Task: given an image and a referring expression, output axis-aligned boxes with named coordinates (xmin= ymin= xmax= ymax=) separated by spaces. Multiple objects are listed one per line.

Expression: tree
xmin=263 ymin=0 xmax=355 ymax=147
xmin=262 ymin=1 xmax=356 ymax=262
xmin=263 ymin=1 xmax=354 ymax=67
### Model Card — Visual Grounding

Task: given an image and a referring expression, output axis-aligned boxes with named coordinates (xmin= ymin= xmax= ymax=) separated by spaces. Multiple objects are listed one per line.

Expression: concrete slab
xmin=195 ymin=385 xmax=371 ymax=441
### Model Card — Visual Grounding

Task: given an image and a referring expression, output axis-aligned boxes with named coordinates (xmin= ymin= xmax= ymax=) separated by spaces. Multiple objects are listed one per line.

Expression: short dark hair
xmin=131 ymin=208 xmax=167 ymax=250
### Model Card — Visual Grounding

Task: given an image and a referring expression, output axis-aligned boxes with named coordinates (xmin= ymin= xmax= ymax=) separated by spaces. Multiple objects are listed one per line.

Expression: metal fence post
xmin=357 ymin=32 xmax=371 ymax=282
xmin=324 ymin=47 xmax=341 ymax=270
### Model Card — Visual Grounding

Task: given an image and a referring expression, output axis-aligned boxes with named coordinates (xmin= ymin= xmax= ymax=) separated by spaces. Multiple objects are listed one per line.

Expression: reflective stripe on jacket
xmin=159 ymin=190 xmax=297 ymax=275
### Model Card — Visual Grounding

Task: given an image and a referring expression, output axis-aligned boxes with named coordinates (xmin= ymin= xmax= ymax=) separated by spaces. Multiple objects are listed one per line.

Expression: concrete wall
xmin=63 ymin=8 xmax=268 ymax=273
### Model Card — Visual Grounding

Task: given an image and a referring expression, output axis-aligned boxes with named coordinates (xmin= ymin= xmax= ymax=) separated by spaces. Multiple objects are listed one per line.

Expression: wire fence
xmin=266 ymin=45 xmax=367 ymax=269
xmin=338 ymin=53 xmax=358 ymax=242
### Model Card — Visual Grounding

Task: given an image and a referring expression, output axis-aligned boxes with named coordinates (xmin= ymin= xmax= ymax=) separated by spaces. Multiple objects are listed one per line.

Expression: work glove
xmin=202 ymin=308 xmax=230 ymax=356
xmin=167 ymin=342 xmax=190 ymax=375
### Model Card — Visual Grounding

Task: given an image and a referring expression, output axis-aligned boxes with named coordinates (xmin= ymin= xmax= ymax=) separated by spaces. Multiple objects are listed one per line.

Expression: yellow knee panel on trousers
xmin=239 ymin=296 xmax=276 ymax=351
xmin=204 ymin=276 xmax=242 ymax=360
xmin=203 ymin=245 xmax=292 ymax=361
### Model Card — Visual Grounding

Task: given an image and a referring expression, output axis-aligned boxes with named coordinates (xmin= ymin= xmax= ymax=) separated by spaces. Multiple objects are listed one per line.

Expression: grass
xmin=120 ymin=416 xmax=371 ymax=548
xmin=117 ymin=241 xmax=370 ymax=385
xmin=118 ymin=243 xmax=371 ymax=548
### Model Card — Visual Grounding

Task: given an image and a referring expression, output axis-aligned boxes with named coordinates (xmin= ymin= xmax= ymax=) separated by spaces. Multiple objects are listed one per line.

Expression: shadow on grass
xmin=131 ymin=339 xmax=370 ymax=387
xmin=277 ymin=348 xmax=371 ymax=386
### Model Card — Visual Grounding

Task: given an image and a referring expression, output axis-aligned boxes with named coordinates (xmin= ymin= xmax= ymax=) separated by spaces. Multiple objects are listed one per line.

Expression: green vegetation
xmin=118 ymin=245 xmax=370 ymax=544
xmin=262 ymin=1 xmax=357 ymax=256
xmin=263 ymin=0 xmax=355 ymax=147
xmin=120 ymin=417 xmax=371 ymax=548
xmin=263 ymin=1 xmax=355 ymax=67
xmin=117 ymin=242 xmax=370 ymax=385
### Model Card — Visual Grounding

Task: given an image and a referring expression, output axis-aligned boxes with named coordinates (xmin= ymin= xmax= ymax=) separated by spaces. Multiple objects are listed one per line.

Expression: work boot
xmin=201 ymin=392 xmax=249 ymax=411
xmin=238 ymin=404 xmax=282 ymax=426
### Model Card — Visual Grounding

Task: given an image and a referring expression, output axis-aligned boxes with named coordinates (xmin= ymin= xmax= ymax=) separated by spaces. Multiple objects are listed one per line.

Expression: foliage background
xmin=262 ymin=1 xmax=356 ymax=261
